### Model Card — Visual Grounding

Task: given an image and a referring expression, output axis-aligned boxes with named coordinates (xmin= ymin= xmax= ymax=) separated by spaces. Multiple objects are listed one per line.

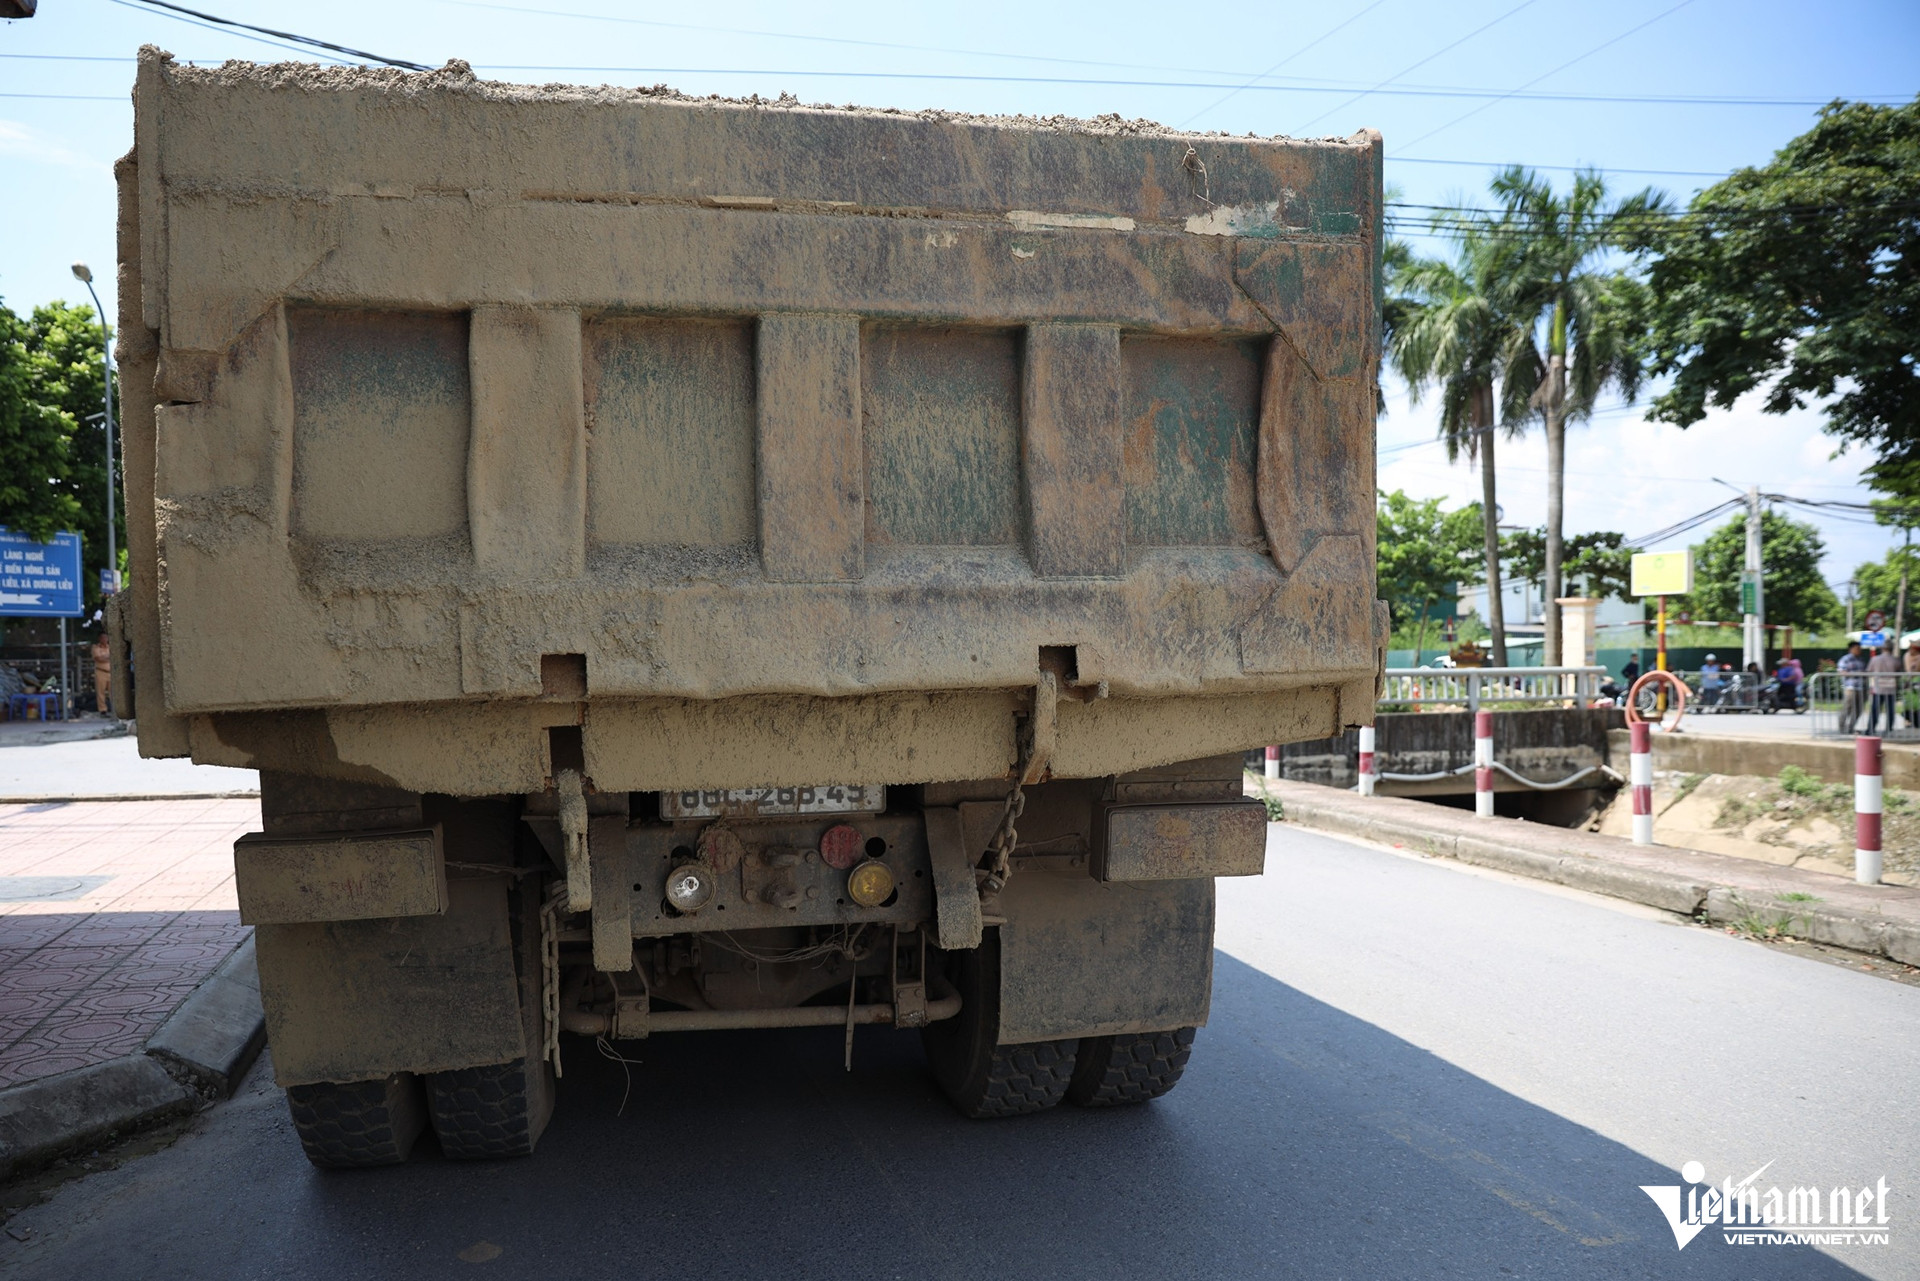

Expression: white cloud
xmin=0 ymin=120 xmax=113 ymax=175
xmin=1377 ymin=374 xmax=1890 ymax=590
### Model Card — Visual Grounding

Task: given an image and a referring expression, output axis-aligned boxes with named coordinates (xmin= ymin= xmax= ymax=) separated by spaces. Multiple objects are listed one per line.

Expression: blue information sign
xmin=0 ymin=528 xmax=84 ymax=617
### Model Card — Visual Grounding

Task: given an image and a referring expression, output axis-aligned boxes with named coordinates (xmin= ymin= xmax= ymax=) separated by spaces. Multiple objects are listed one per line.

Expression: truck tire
xmin=425 ymin=1057 xmax=554 ymax=1159
xmin=1066 ymin=1027 xmax=1196 ymax=1107
xmin=285 ymin=1073 xmax=427 ymax=1168
xmin=921 ymin=934 xmax=1077 ymax=1119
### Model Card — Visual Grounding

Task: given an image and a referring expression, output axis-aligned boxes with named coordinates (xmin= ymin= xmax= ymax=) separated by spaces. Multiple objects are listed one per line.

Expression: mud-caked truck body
xmin=114 ymin=49 xmax=1385 ymax=1164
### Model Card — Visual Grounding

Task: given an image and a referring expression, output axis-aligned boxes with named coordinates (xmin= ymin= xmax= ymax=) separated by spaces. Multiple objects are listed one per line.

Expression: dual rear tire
xmin=921 ymin=935 xmax=1194 ymax=1119
xmin=287 ymin=1057 xmax=554 ymax=1168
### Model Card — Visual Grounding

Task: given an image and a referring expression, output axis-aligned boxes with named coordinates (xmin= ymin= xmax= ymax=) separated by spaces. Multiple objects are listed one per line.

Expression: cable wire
xmin=1394 ymin=0 xmax=1698 ymax=152
xmin=1178 ymin=0 xmax=1389 ymax=126
xmin=116 ymin=0 xmax=431 ymax=69
xmin=1298 ymin=0 xmax=1542 ymax=131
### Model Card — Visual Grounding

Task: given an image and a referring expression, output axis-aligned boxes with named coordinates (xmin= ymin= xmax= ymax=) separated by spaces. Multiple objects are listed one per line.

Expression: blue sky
xmin=4 ymin=0 xmax=1916 ymax=596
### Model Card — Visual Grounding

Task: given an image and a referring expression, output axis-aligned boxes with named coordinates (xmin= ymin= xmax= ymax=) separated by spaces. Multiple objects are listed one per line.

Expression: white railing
xmin=1378 ymin=666 xmax=1608 ymax=712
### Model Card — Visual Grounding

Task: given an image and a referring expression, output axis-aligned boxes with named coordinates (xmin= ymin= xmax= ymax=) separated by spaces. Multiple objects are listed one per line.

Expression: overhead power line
xmin=1298 ymin=0 xmax=1542 ymax=130
xmin=1395 ymin=0 xmax=1697 ymax=152
xmin=114 ymin=0 xmax=430 ymax=69
xmin=1179 ymin=0 xmax=1389 ymax=126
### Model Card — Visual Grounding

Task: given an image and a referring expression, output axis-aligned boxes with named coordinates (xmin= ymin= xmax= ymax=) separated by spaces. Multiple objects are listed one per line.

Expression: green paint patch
xmin=1121 ymin=336 xmax=1263 ymax=547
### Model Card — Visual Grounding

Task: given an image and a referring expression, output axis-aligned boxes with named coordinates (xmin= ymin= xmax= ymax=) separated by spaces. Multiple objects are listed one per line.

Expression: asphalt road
xmin=5 ymin=824 xmax=1916 ymax=1280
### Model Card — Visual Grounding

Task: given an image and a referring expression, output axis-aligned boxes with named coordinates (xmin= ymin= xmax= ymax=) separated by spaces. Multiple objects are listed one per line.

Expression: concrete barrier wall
xmin=1286 ymin=707 xmax=1624 ymax=794
xmin=1608 ymin=729 xmax=1920 ymax=790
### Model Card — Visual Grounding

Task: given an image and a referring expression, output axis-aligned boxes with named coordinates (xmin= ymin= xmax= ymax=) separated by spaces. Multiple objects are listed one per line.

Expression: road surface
xmin=3 ymin=824 xmax=1913 ymax=1279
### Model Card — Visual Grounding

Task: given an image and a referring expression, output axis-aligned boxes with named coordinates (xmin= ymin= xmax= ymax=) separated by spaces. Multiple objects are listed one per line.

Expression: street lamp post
xmin=70 ymin=262 xmax=116 ymax=598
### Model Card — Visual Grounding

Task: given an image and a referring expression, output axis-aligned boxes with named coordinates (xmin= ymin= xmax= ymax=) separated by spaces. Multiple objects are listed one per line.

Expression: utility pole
xmin=1741 ymin=485 xmax=1765 ymax=670
xmin=71 ymin=262 xmax=117 ymax=597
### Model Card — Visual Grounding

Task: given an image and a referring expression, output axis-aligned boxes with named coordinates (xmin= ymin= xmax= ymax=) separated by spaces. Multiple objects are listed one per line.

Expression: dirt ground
xmin=1594 ymin=766 xmax=1918 ymax=885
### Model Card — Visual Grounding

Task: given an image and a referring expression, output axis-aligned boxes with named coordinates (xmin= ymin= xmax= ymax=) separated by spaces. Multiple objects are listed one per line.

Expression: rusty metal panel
xmin=1122 ymin=335 xmax=1265 ymax=548
xmin=130 ymin=53 xmax=1386 ymax=791
xmin=234 ymin=826 xmax=446 ymax=925
xmin=1023 ymin=323 xmax=1124 ymax=577
xmin=996 ymin=872 xmax=1213 ymax=1043
xmin=623 ymin=813 xmax=933 ymax=935
xmin=1096 ymin=802 xmax=1267 ymax=882
xmin=863 ymin=325 xmax=1022 ymax=547
xmin=286 ymin=308 xmax=470 ymax=542
xmin=253 ymin=875 xmax=523 ymax=1085
xmin=757 ymin=313 xmax=864 ymax=582
xmin=584 ymin=317 xmax=756 ymax=550
xmin=923 ymin=807 xmax=984 ymax=951
xmin=468 ymin=305 xmax=586 ymax=578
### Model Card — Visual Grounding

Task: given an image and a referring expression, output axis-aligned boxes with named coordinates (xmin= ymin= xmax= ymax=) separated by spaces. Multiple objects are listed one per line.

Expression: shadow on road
xmin=7 ymin=953 xmax=1866 ymax=1280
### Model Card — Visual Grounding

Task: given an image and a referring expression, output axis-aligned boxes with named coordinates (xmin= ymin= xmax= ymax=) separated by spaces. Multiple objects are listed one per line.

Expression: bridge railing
xmin=1808 ymin=669 xmax=1920 ymax=741
xmin=1378 ymin=666 xmax=1608 ymax=713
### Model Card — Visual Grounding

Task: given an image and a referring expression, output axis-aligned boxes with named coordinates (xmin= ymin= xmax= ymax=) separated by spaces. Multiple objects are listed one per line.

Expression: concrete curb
xmin=1273 ymin=787 xmax=1920 ymax=969
xmin=146 ymin=937 xmax=267 ymax=1098
xmin=0 ymin=936 xmax=266 ymax=1181
xmin=0 ymin=1057 xmax=193 ymax=1181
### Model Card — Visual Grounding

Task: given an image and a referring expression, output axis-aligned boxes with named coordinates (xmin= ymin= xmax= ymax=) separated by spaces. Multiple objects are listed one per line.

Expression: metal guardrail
xmin=1671 ymin=669 xmax=1766 ymax=712
xmin=1378 ymin=666 xmax=1607 ymax=712
xmin=1808 ymin=669 xmax=1920 ymax=741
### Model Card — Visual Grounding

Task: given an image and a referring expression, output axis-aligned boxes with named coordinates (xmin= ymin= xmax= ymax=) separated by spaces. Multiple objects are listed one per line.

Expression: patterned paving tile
xmin=0 ymin=799 xmax=257 ymax=1087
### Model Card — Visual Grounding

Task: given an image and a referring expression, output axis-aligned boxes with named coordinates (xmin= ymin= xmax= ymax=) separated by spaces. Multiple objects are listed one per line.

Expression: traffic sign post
xmin=1 ymin=529 xmax=85 ymax=721
xmin=0 ymin=529 xmax=83 ymax=617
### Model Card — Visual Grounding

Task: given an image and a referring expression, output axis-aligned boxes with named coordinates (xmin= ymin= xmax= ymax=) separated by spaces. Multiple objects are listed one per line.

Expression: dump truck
xmin=112 ymin=48 xmax=1385 ymax=1166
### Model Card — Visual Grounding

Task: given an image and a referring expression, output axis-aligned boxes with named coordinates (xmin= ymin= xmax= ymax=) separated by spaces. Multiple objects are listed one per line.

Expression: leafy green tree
xmin=0 ymin=300 xmax=83 ymax=543
xmin=1849 ymin=548 xmax=1917 ymax=629
xmin=1636 ymin=97 xmax=1920 ymax=458
xmin=1684 ymin=509 xmax=1842 ymax=631
xmin=1486 ymin=167 xmax=1669 ymax=664
xmin=24 ymin=301 xmax=123 ymax=601
xmin=1502 ymin=526 xmax=1636 ymax=601
xmin=1377 ymin=490 xmax=1483 ymax=655
xmin=1387 ymin=215 xmax=1538 ymax=665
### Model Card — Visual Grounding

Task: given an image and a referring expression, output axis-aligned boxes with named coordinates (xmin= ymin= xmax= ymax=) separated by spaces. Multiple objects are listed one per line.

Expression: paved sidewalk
xmin=0 ymin=799 xmax=259 ymax=1089
xmin=1259 ymin=778 xmax=1920 ymax=967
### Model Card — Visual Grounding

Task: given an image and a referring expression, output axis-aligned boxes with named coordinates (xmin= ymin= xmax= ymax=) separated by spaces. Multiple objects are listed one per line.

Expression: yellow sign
xmin=1630 ymin=550 xmax=1694 ymax=597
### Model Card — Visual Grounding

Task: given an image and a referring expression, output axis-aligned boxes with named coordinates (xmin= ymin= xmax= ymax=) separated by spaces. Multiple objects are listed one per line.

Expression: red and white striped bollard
xmin=1357 ymin=726 xmax=1376 ymax=797
xmin=1474 ymin=710 xmax=1494 ymax=817
xmin=1856 ymin=736 xmax=1883 ymax=885
xmin=1264 ymin=745 xmax=1279 ymax=781
xmin=1630 ymin=720 xmax=1654 ymax=845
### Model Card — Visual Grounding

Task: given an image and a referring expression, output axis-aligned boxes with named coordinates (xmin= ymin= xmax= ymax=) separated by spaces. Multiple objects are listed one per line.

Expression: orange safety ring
xmin=1625 ymin=669 xmax=1689 ymax=732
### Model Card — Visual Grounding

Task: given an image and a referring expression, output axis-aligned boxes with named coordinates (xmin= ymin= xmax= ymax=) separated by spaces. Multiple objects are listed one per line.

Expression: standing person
xmin=1867 ymin=645 xmax=1900 ymax=735
xmin=90 ymin=632 xmax=113 ymax=720
xmin=1903 ymin=640 xmax=1920 ymax=727
xmin=1839 ymin=641 xmax=1868 ymax=733
xmin=1621 ymin=655 xmax=1641 ymax=686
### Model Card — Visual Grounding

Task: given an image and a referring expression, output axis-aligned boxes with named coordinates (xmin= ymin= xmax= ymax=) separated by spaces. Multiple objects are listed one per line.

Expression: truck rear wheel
xmin=921 ymin=934 xmax=1077 ymax=1118
xmin=426 ymin=1057 xmax=555 ymax=1160
xmin=285 ymin=1073 xmax=427 ymax=1168
xmin=1066 ymin=1027 xmax=1196 ymax=1107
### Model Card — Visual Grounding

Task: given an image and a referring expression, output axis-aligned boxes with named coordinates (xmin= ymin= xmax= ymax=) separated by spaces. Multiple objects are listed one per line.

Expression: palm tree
xmin=1388 ymin=220 xmax=1540 ymax=666
xmin=1486 ymin=167 xmax=1670 ymax=664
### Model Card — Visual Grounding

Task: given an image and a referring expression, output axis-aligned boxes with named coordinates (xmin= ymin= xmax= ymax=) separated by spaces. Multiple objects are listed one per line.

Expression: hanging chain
xmin=978 ymin=671 xmax=1058 ymax=904
xmin=976 ymin=781 xmax=1027 ymax=903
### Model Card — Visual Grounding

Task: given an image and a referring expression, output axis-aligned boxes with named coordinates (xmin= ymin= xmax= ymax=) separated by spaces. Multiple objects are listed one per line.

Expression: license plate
xmin=659 ymin=785 xmax=885 ymax=820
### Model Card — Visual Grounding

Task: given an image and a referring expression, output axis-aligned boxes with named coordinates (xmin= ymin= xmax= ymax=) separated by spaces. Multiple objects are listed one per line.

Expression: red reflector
xmin=819 ymin=823 xmax=862 ymax=870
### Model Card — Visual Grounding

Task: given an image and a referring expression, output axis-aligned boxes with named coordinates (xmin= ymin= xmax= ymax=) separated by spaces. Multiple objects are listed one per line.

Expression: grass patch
xmin=1261 ymin=795 xmax=1286 ymax=822
xmin=1777 ymin=891 xmax=1822 ymax=903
